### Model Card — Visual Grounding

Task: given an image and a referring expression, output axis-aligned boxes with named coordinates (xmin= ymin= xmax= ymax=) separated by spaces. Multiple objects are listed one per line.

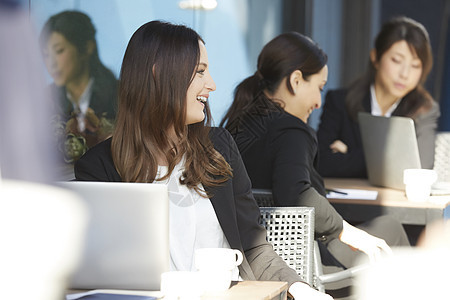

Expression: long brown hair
xmin=346 ymin=16 xmax=434 ymax=121
xmin=112 ymin=20 xmax=231 ymax=195
xmin=220 ymin=32 xmax=327 ymax=132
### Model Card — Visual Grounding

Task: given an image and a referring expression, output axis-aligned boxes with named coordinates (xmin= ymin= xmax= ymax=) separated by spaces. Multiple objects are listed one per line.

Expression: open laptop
xmin=358 ymin=112 xmax=421 ymax=190
xmin=57 ymin=181 xmax=169 ymax=290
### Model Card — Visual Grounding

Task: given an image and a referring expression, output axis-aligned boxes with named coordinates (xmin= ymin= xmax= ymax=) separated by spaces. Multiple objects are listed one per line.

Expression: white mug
xmin=403 ymin=169 xmax=437 ymax=202
xmin=194 ymin=248 xmax=243 ymax=292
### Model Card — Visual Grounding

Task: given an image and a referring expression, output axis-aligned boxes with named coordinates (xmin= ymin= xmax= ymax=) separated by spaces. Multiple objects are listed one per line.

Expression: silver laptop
xmin=57 ymin=181 xmax=169 ymax=290
xmin=358 ymin=112 xmax=421 ymax=190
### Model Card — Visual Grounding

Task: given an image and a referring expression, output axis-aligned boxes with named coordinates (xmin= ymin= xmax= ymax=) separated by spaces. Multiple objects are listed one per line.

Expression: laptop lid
xmin=358 ymin=112 xmax=421 ymax=190
xmin=57 ymin=181 xmax=169 ymax=290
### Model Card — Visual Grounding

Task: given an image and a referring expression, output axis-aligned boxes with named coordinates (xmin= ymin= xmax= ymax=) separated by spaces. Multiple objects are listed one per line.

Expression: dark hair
xmin=39 ymin=10 xmax=117 ymax=96
xmin=112 ymin=20 xmax=231 ymax=193
xmin=346 ymin=16 xmax=434 ymax=121
xmin=220 ymin=32 xmax=327 ymax=131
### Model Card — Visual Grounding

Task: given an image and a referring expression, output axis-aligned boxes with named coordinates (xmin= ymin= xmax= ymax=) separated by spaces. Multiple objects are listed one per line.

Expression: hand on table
xmin=339 ymin=221 xmax=393 ymax=262
xmin=330 ymin=140 xmax=348 ymax=154
xmin=289 ymin=282 xmax=333 ymax=299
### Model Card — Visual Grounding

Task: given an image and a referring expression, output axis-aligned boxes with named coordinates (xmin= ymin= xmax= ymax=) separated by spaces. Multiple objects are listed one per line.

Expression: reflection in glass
xmin=39 ymin=10 xmax=117 ymax=176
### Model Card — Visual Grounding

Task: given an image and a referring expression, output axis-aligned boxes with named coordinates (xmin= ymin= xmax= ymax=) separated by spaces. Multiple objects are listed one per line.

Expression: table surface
xmin=203 ymin=281 xmax=288 ymax=300
xmin=324 ymin=178 xmax=450 ymax=228
xmin=324 ymin=178 xmax=450 ymax=208
xmin=66 ymin=280 xmax=288 ymax=300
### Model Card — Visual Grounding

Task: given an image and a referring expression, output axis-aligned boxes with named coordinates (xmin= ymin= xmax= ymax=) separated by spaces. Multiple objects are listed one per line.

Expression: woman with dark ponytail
xmin=221 ymin=32 xmax=409 ymax=270
xmin=317 ymin=16 xmax=439 ymax=178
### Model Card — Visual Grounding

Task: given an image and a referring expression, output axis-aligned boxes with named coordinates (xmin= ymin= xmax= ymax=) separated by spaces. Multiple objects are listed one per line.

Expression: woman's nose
xmin=207 ymin=74 xmax=216 ymax=91
xmin=400 ymin=64 xmax=410 ymax=78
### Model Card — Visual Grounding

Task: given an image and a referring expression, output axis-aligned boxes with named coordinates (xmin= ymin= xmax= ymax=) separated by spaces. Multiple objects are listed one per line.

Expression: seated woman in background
xmin=39 ymin=10 xmax=117 ymax=169
xmin=221 ymin=32 xmax=409 ymax=269
xmin=317 ymin=16 xmax=439 ymax=178
xmin=74 ymin=20 xmax=332 ymax=299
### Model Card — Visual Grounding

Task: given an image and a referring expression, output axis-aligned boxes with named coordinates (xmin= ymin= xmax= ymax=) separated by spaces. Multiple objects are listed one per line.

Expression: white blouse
xmin=156 ymin=160 xmax=239 ymax=280
xmin=66 ymin=78 xmax=94 ymax=132
xmin=370 ymin=84 xmax=402 ymax=117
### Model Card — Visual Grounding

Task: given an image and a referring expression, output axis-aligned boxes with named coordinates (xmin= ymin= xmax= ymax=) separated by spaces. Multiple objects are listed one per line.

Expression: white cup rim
xmin=194 ymin=248 xmax=243 ymax=270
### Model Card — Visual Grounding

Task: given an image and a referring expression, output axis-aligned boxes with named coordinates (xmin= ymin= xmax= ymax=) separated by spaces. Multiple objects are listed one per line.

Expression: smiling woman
xmin=73 ymin=20 xmax=335 ymax=300
xmin=185 ymin=42 xmax=216 ymax=125
xmin=317 ymin=16 xmax=440 ymax=178
xmin=220 ymin=31 xmax=409 ymax=273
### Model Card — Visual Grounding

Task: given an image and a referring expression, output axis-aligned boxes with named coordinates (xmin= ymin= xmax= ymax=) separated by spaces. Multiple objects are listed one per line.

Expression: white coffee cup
xmin=194 ymin=248 xmax=243 ymax=292
xmin=403 ymin=169 xmax=437 ymax=202
xmin=161 ymin=271 xmax=202 ymax=300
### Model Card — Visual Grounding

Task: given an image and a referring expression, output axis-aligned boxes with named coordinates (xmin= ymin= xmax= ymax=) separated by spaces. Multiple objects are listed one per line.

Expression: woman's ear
xmin=289 ymin=70 xmax=303 ymax=94
xmin=370 ymin=49 xmax=378 ymax=69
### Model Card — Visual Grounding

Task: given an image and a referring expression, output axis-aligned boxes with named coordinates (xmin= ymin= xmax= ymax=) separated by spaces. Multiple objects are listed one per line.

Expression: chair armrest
xmin=317 ymin=264 xmax=368 ymax=284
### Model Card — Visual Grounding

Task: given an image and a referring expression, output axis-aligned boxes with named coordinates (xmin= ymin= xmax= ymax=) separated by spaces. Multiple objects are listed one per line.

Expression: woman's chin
xmin=186 ymin=115 xmax=205 ymax=125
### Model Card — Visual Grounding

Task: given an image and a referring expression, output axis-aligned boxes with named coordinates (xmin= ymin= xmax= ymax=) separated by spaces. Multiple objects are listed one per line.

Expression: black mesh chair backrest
xmin=252 ymin=188 xmax=275 ymax=207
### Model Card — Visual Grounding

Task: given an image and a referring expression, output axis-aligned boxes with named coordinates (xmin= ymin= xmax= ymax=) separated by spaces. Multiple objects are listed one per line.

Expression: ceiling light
xmin=178 ymin=0 xmax=218 ymax=10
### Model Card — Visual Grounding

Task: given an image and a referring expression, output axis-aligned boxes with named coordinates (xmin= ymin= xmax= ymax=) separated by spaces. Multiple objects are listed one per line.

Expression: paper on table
xmin=326 ymin=188 xmax=378 ymax=200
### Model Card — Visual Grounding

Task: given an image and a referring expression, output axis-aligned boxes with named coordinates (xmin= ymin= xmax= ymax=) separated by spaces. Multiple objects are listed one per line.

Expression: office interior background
xmin=28 ymin=0 xmax=450 ymax=130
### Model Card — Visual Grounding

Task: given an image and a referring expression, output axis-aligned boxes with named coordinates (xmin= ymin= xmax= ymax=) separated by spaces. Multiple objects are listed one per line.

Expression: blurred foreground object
xmin=0 ymin=3 xmax=58 ymax=183
xmin=355 ymin=220 xmax=450 ymax=299
xmin=0 ymin=3 xmax=87 ymax=300
xmin=0 ymin=179 xmax=87 ymax=300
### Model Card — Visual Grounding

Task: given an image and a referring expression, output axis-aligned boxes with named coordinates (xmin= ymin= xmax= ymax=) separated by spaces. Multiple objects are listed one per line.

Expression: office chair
xmin=434 ymin=132 xmax=450 ymax=182
xmin=254 ymin=189 xmax=366 ymax=293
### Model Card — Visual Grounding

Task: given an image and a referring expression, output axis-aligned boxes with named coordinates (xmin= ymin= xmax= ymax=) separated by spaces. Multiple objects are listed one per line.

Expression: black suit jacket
xmin=228 ymin=111 xmax=343 ymax=243
xmin=74 ymin=127 xmax=301 ymax=286
xmin=317 ymin=88 xmax=440 ymax=178
xmin=50 ymin=80 xmax=117 ymax=124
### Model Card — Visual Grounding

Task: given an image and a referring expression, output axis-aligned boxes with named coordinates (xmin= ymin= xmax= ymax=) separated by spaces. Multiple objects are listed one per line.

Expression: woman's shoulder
xmin=324 ymin=88 xmax=349 ymax=106
xmin=322 ymin=87 xmax=365 ymax=118
xmin=267 ymin=111 xmax=316 ymax=141
xmin=428 ymin=100 xmax=440 ymax=116
xmin=237 ymin=110 xmax=306 ymax=134
xmin=209 ymin=126 xmax=233 ymax=148
xmin=209 ymin=126 xmax=231 ymax=142
xmin=271 ymin=111 xmax=307 ymax=128
xmin=74 ymin=137 xmax=118 ymax=181
xmin=417 ymin=99 xmax=441 ymax=121
xmin=77 ymin=137 xmax=113 ymax=164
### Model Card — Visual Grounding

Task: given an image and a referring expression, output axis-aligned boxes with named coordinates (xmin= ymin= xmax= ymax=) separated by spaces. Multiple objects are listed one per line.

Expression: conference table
xmin=202 ymin=281 xmax=288 ymax=300
xmin=66 ymin=280 xmax=288 ymax=300
xmin=324 ymin=178 xmax=450 ymax=230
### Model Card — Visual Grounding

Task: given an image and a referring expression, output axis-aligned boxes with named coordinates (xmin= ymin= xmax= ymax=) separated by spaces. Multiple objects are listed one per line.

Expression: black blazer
xmin=50 ymin=75 xmax=118 ymax=122
xmin=229 ymin=111 xmax=343 ymax=243
xmin=74 ymin=127 xmax=301 ymax=286
xmin=317 ymin=88 xmax=440 ymax=178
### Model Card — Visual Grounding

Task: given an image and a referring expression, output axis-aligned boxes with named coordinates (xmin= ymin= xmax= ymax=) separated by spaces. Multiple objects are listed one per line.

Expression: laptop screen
xmin=58 ymin=181 xmax=169 ymax=290
xmin=358 ymin=112 xmax=421 ymax=190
